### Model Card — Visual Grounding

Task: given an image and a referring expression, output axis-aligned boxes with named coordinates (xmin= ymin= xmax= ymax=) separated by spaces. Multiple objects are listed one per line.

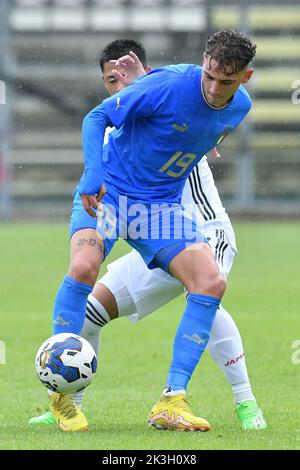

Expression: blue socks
xmin=166 ymin=293 xmax=221 ymax=391
xmin=52 ymin=275 xmax=93 ymax=335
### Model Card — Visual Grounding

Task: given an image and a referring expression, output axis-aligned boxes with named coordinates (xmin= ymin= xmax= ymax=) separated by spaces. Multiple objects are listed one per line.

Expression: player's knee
xmin=211 ymin=274 xmax=226 ymax=298
xmin=189 ymin=273 xmax=226 ymax=298
xmin=68 ymin=257 xmax=99 ymax=285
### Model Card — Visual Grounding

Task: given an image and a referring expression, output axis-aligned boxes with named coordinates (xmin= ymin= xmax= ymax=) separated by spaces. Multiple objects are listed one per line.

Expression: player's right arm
xmin=80 ymin=70 xmax=172 ymax=214
xmin=80 ymin=83 xmax=153 ymax=216
xmin=79 ymin=106 xmax=112 ymax=216
xmin=101 ymin=67 xmax=176 ymax=134
xmin=80 ymin=55 xmax=150 ymax=216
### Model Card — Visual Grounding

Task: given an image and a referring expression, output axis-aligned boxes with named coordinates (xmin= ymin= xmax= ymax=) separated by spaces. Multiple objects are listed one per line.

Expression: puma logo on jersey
xmin=172 ymin=123 xmax=189 ymax=133
xmin=115 ymin=97 xmax=125 ymax=110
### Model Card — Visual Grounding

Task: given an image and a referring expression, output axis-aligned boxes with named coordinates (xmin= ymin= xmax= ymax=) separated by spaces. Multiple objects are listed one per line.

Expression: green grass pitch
xmin=0 ymin=222 xmax=299 ymax=450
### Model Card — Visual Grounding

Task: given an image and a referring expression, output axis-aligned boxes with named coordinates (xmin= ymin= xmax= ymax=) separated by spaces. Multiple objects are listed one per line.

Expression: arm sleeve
xmin=78 ymin=104 xmax=112 ymax=196
xmin=79 ymin=70 xmax=172 ymax=195
xmin=102 ymin=71 xmax=170 ymax=129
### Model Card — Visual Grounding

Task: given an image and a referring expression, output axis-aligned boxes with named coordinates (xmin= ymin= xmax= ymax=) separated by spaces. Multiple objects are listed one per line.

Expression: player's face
xmin=202 ymin=54 xmax=253 ymax=108
xmin=102 ymin=62 xmax=127 ymax=96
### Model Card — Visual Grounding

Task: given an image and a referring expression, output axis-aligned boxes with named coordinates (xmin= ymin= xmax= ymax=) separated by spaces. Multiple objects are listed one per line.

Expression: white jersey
xmin=182 ymin=156 xmax=236 ymax=253
xmin=99 ymin=156 xmax=237 ymax=322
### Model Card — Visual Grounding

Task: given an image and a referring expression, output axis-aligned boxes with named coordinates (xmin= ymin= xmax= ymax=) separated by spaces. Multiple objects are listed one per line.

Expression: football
xmin=35 ymin=333 xmax=97 ymax=394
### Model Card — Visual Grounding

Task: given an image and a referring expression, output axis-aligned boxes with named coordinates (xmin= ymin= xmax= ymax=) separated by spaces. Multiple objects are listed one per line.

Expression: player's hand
xmin=210 ymin=147 xmax=221 ymax=159
xmin=109 ymin=51 xmax=145 ymax=86
xmin=81 ymin=184 xmax=106 ymax=218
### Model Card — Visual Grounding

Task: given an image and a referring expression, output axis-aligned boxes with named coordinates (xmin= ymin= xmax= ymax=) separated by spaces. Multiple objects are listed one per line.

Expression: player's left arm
xmin=234 ymin=89 xmax=252 ymax=128
xmin=208 ymin=92 xmax=252 ymax=161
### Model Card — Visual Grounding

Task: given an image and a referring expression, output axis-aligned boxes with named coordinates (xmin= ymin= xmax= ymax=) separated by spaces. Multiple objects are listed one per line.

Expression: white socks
xmin=80 ymin=294 xmax=111 ymax=357
xmin=72 ymin=294 xmax=111 ymax=408
xmin=208 ymin=306 xmax=255 ymax=404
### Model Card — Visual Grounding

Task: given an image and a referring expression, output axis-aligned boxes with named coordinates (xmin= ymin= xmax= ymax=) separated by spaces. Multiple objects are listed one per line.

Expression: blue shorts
xmin=97 ymin=189 xmax=207 ymax=273
xmin=69 ymin=188 xmax=97 ymax=239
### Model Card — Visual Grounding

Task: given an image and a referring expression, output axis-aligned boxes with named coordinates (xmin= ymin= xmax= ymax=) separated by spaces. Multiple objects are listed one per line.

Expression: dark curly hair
xmin=99 ymin=38 xmax=148 ymax=71
xmin=204 ymin=29 xmax=257 ymax=75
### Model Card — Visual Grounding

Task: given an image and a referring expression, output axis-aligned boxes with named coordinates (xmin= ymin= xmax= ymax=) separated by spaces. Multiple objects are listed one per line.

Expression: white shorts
xmin=98 ymin=227 xmax=236 ymax=323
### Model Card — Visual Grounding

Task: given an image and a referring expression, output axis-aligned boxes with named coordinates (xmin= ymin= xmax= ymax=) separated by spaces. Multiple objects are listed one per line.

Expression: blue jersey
xmin=81 ymin=64 xmax=251 ymax=203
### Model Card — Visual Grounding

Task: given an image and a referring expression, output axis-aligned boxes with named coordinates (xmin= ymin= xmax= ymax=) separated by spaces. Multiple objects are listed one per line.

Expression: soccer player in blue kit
xmin=79 ymin=29 xmax=256 ymax=432
xmin=47 ymin=31 xmax=258 ymax=432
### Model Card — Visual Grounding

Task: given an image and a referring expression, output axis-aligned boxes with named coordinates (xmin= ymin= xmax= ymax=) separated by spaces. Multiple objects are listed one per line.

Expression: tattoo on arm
xmin=77 ymin=238 xmax=100 ymax=248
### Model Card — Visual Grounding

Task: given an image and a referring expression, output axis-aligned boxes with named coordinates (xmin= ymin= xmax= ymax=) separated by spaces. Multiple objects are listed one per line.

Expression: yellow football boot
xmin=50 ymin=392 xmax=88 ymax=432
xmin=148 ymin=394 xmax=211 ymax=432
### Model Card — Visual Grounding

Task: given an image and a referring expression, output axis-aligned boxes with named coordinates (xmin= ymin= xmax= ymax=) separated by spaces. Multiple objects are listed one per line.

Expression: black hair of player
xmin=99 ymin=38 xmax=148 ymax=71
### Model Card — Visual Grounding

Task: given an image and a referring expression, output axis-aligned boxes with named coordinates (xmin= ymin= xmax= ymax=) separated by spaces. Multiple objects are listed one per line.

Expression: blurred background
xmin=0 ymin=0 xmax=299 ymax=221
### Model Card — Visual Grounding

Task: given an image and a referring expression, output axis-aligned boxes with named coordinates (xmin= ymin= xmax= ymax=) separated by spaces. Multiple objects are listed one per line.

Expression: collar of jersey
xmin=201 ymin=79 xmax=234 ymax=111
